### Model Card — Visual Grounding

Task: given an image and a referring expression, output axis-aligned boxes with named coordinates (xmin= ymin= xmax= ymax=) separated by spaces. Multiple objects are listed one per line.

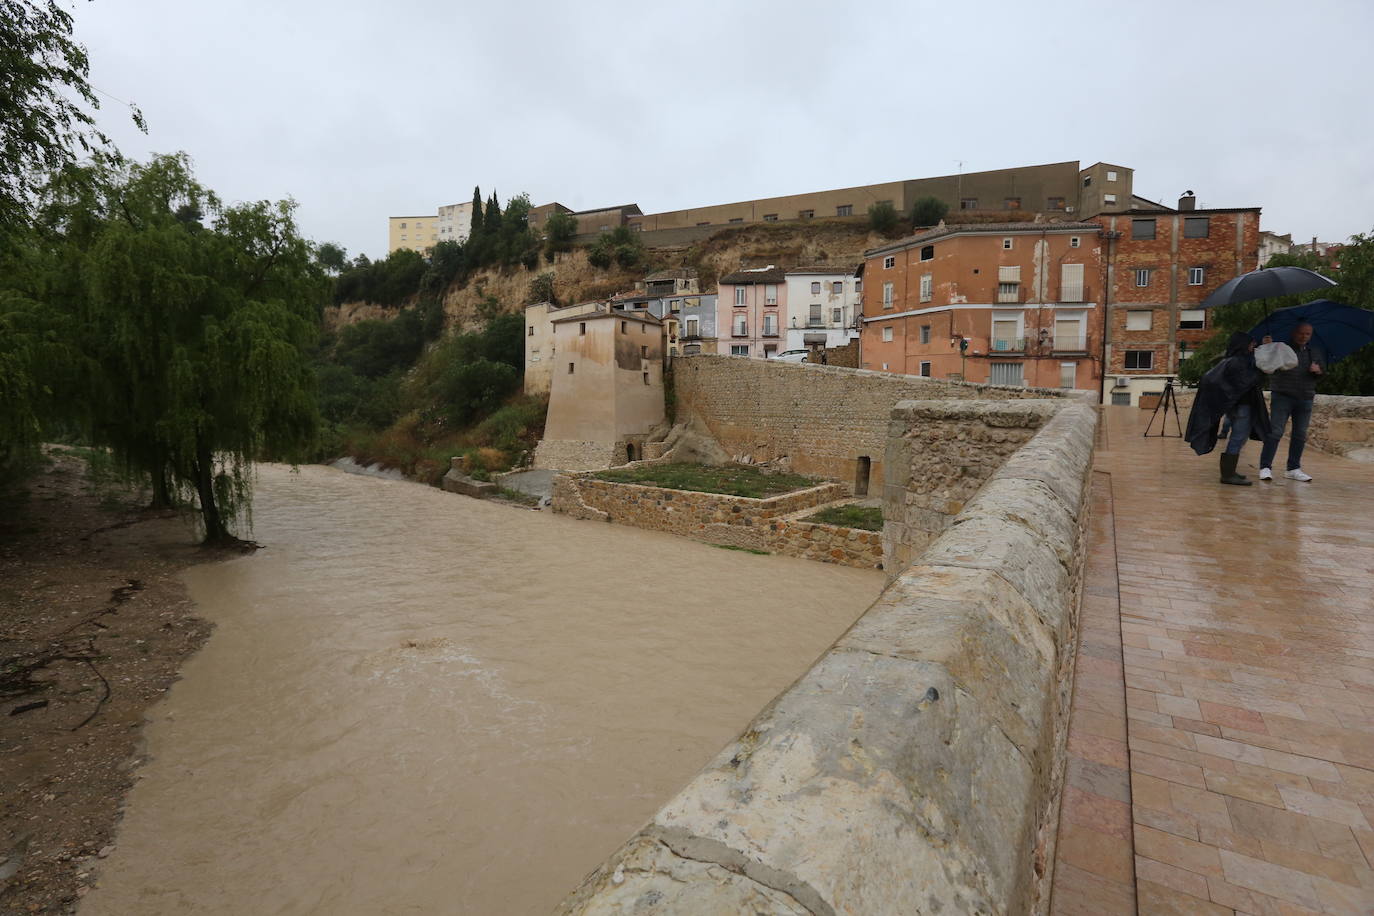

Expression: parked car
xmin=774 ymin=349 xmax=810 ymax=363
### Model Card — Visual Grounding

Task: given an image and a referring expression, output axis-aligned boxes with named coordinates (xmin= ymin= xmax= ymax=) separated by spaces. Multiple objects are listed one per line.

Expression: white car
xmin=774 ymin=349 xmax=810 ymax=363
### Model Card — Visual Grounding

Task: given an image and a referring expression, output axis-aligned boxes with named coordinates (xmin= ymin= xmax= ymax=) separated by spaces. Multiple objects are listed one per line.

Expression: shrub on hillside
xmin=333 ymin=310 xmax=426 ymax=378
xmin=910 ymin=196 xmax=949 ymax=227
xmin=868 ymin=200 xmax=901 ymax=236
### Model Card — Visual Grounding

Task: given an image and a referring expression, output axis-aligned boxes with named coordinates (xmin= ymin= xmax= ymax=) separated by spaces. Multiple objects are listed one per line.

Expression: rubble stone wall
xmin=673 ymin=354 xmax=1066 ymax=482
xmin=556 ymin=401 xmax=1098 ymax=916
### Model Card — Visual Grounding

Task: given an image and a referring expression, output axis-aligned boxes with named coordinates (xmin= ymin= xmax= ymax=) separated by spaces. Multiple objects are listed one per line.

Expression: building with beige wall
xmin=436 ymin=201 xmax=475 ymax=245
xmin=533 ymin=311 xmax=666 ymax=469
xmin=523 ymin=299 xmax=608 ymax=395
xmin=387 ymin=215 xmax=438 ymax=255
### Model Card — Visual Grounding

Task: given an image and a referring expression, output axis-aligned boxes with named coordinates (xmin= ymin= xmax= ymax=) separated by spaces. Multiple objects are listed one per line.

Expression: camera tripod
xmin=1143 ymin=376 xmax=1183 ymax=438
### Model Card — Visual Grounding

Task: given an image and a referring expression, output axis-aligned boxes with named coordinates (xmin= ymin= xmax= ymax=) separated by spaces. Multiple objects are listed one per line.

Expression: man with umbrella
xmin=1257 ymin=321 xmax=1325 ymax=482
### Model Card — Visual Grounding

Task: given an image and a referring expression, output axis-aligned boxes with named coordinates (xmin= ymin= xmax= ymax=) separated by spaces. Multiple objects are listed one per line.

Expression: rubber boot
xmin=1220 ymin=453 xmax=1252 ymax=486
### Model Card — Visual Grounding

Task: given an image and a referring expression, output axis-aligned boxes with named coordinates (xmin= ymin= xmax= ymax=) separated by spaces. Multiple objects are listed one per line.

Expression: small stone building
xmin=532 ymin=311 xmax=666 ymax=470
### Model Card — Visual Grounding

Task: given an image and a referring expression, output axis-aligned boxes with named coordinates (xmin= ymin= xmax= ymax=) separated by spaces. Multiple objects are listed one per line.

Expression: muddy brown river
xmin=80 ymin=465 xmax=883 ymax=915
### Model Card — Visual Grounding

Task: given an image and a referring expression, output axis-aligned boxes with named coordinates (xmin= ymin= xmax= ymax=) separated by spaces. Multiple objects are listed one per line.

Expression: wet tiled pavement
xmin=1053 ymin=408 xmax=1374 ymax=915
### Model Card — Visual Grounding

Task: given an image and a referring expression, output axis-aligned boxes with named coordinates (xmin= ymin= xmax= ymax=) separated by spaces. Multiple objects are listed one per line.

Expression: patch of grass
xmin=495 ymin=487 xmax=540 ymax=506
xmin=593 ymin=463 xmax=819 ymax=499
xmin=806 ymin=504 xmax=883 ymax=531
xmin=712 ymin=544 xmax=770 ymax=555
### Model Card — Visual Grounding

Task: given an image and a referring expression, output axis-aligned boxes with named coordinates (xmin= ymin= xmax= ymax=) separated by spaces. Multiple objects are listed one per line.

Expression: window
xmin=527 ymin=326 xmax=534 ymax=336
xmin=811 ymin=281 xmax=822 ymax=294
xmin=1106 ymin=170 xmax=1118 ymax=181
xmin=1061 ymin=263 xmax=1085 ymax=302
xmin=919 ymin=274 xmax=933 ymax=303
xmin=992 ymin=312 xmax=1022 ymax=350
xmin=882 ymin=326 xmax=894 ymax=342
xmin=809 ymin=304 xmax=822 ymax=326
xmin=642 ymin=371 xmax=650 ymax=385
xmin=640 ymin=345 xmax=648 ymax=358
xmin=731 ymin=345 xmax=749 ymax=357
xmin=998 ymin=282 xmax=1019 ymax=302
xmin=763 ymin=213 xmax=778 ymax=222
xmin=832 ymin=281 xmax=843 ymax=294
xmin=728 ymin=218 xmax=743 ymax=224
xmin=882 ymin=282 xmax=894 ymax=307
xmin=1135 ymin=268 xmax=1152 ymax=288
xmin=1060 ymin=362 xmax=1077 ymax=389
xmin=919 ymin=361 xmax=932 ymax=377
xmin=670 ymin=299 xmax=681 ymax=312
xmin=400 ymin=222 xmax=407 ymax=229
xmin=920 ymin=245 xmax=934 ymax=261
xmin=1048 ymin=197 xmax=1066 ymax=210
xmin=620 ymin=320 xmax=627 ymax=333
xmin=1005 ymin=197 xmax=1021 ymax=210
xmin=568 ymin=362 xmax=575 ymax=374
xmin=685 ymin=317 xmax=699 ymax=336
xmin=764 ymin=284 xmax=778 ymax=305
xmin=799 ymin=209 xmax=814 ymax=219
xmin=1126 ymin=310 xmax=1152 ymax=331
xmin=763 ymin=345 xmax=777 ymax=358
xmin=1188 ymin=267 xmax=1205 ymax=286
xmin=1184 ymin=217 xmax=1210 ymax=238
xmin=832 ymin=307 xmax=842 ymax=324
xmin=883 ymin=255 xmax=895 ymax=269
xmin=735 ymin=287 xmax=746 ymax=306
xmin=733 ymin=315 xmax=747 ymax=336
xmin=989 ymin=362 xmax=1024 ymax=386
xmin=579 ymin=322 xmax=587 ymax=335
xmin=1124 ymin=350 xmax=1154 ymax=370
xmin=920 ymin=324 xmax=931 ymax=344
xmin=1070 ymin=236 xmax=1080 ymax=248
xmin=1083 ymin=176 xmax=1092 ymax=187
xmin=1132 ymin=219 xmax=1157 ymax=240
xmin=836 ymin=204 xmax=852 ymax=217
xmin=1003 ymin=237 xmax=1014 ymax=250
xmin=1103 ymin=194 xmax=1117 ymax=205
xmin=1179 ymin=309 xmax=1205 ymax=330
xmin=960 ymin=198 xmax=978 ymax=210
xmin=854 ymin=279 xmax=861 ymax=292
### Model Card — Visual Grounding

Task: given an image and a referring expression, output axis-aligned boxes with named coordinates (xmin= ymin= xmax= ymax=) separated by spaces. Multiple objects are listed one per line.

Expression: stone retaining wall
xmin=673 ymin=354 xmax=1067 ymax=484
xmin=764 ymin=514 xmax=884 ymax=568
xmin=883 ymin=399 xmax=1061 ymax=575
xmin=556 ymin=401 xmax=1097 ymax=915
xmin=532 ymin=438 xmax=623 ymax=471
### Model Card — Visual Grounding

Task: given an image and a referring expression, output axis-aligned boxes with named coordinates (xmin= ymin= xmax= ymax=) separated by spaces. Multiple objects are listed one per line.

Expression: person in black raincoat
xmin=1185 ymin=331 xmax=1272 ymax=486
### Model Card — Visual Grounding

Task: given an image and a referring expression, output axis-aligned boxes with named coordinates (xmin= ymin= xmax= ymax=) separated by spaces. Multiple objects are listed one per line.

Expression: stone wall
xmin=556 ymin=401 xmax=1097 ymax=915
xmin=765 ymin=515 xmax=884 ymax=568
xmin=883 ymin=399 xmax=1061 ymax=574
xmin=1309 ymin=394 xmax=1374 ymax=462
xmin=552 ymin=474 xmax=847 ymax=546
xmin=531 ymin=438 xmax=623 ymax=471
xmin=673 ymin=354 xmax=1067 ymax=483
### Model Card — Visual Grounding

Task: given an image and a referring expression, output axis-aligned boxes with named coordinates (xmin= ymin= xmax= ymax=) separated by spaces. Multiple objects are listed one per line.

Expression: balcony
xmin=1051 ymin=334 xmax=1089 ymax=354
xmin=762 ymin=332 xmax=780 ymax=338
xmin=990 ymin=337 xmax=1026 ymax=354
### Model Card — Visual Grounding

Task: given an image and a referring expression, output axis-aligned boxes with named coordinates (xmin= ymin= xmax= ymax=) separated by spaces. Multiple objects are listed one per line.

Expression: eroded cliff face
xmin=325 ymin=220 xmax=884 ymax=333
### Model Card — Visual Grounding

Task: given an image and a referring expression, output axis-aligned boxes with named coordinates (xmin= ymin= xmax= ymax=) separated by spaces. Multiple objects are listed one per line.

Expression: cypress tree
xmin=469 ymin=185 xmax=483 ymax=239
xmin=484 ymin=191 xmax=502 ymax=236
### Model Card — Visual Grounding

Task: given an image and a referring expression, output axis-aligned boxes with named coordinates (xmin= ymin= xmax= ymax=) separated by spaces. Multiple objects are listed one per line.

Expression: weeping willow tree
xmin=37 ymin=153 xmax=326 ymax=544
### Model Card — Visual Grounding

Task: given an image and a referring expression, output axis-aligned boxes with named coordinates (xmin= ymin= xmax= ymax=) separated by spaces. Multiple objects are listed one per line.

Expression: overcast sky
xmin=72 ymin=0 xmax=1372 ymax=260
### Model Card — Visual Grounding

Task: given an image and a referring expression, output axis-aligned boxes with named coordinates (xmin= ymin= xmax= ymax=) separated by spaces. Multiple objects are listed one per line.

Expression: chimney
xmin=1178 ymin=190 xmax=1196 ymax=211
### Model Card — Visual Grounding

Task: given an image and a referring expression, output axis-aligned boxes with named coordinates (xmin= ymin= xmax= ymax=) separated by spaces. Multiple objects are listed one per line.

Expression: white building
xmin=437 ymin=201 xmax=475 ymax=245
xmin=783 ymin=266 xmax=862 ymax=352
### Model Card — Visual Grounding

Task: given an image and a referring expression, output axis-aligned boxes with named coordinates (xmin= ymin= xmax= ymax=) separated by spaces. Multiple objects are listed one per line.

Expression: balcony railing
xmin=1052 ymin=334 xmax=1088 ymax=352
xmin=990 ymin=337 xmax=1026 ymax=353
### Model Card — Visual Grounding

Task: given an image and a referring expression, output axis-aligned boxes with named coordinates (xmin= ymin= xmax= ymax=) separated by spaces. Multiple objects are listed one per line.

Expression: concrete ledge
xmin=556 ymin=401 xmax=1098 ymax=915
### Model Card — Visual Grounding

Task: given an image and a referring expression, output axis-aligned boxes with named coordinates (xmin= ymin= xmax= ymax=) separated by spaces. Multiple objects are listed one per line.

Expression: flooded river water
xmin=80 ymin=465 xmax=884 ymax=915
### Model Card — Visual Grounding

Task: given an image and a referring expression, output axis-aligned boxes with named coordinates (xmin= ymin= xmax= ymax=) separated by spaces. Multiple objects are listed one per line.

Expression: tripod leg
xmin=1169 ymin=386 xmax=1183 ymax=437
xmin=1144 ymin=387 xmax=1167 ymax=436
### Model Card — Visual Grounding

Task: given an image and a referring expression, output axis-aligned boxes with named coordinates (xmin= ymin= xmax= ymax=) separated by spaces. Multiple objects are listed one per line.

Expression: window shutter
xmin=1061 ymin=263 xmax=1084 ymax=302
xmin=998 ymin=265 xmax=1021 ymax=283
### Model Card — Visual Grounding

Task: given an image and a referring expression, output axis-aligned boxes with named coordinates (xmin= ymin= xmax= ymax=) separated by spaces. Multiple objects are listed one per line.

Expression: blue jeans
xmin=1260 ymin=393 xmax=1313 ymax=471
xmin=1224 ymin=404 xmax=1251 ymax=455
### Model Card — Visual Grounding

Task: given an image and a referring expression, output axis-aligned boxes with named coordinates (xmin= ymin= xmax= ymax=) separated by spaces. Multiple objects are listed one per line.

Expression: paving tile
xmin=1137 ymin=878 xmax=1232 ymax=914
xmin=1135 ymin=824 xmax=1224 ymax=877
xmin=1218 ymin=849 xmax=1323 ymax=910
xmin=1050 ymin=862 xmax=1137 ymax=915
xmin=1278 ymin=785 xmax=1373 ymax=831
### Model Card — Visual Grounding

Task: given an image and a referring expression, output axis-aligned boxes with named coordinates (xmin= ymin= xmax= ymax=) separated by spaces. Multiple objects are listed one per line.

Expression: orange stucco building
xmin=860 ymin=222 xmax=1106 ymax=391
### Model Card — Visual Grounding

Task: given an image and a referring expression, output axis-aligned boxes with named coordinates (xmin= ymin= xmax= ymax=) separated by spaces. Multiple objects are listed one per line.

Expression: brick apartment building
xmin=1097 ymin=193 xmax=1260 ymax=405
xmin=859 ymin=192 xmax=1261 ymax=403
xmin=860 ymin=222 xmax=1106 ymax=391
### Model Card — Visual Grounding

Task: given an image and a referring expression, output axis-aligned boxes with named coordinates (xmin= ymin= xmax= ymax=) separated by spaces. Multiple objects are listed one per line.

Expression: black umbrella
xmin=1201 ymin=266 xmax=1336 ymax=309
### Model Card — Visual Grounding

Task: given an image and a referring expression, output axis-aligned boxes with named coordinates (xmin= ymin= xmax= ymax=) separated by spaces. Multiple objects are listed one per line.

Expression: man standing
xmin=1259 ymin=322 xmax=1325 ymax=482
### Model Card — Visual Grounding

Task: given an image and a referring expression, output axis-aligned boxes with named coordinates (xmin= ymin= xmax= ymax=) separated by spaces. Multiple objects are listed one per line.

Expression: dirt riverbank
xmin=0 ymin=452 xmax=214 ymax=915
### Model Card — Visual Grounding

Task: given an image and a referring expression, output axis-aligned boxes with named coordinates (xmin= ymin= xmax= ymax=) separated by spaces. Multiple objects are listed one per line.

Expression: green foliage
xmin=333 ymin=247 xmax=426 ymax=306
xmin=316 ymin=241 xmax=348 ymax=273
xmin=333 ymin=310 xmax=426 ymax=378
xmin=806 ymin=504 xmax=883 ymax=531
xmin=1178 ymin=235 xmax=1374 ymax=394
xmin=588 ymin=225 xmax=644 ymax=270
xmin=910 ymin=195 xmax=949 ymax=227
xmin=469 ymin=186 xmax=483 ymax=236
xmin=421 ymin=239 xmax=463 ymax=294
xmin=867 ymin=200 xmax=901 ymax=236
xmin=593 ymin=463 xmax=818 ymax=498
xmin=543 ymin=209 xmax=578 ymax=256
xmin=0 ymin=0 xmax=144 ymax=231
xmin=528 ymin=271 xmax=557 ymax=305
xmin=27 ymin=153 xmax=326 ymax=543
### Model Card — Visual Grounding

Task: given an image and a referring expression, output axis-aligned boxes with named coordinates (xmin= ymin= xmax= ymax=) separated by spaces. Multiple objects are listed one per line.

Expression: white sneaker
xmin=1284 ymin=468 xmax=1313 ymax=482
xmin=1259 ymin=467 xmax=1272 ymax=481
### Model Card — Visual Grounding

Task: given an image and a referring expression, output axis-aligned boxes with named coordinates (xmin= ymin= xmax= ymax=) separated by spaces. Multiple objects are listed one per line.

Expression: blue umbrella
xmin=1249 ymin=299 xmax=1374 ymax=364
xmin=1203 ymin=266 xmax=1336 ymax=309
